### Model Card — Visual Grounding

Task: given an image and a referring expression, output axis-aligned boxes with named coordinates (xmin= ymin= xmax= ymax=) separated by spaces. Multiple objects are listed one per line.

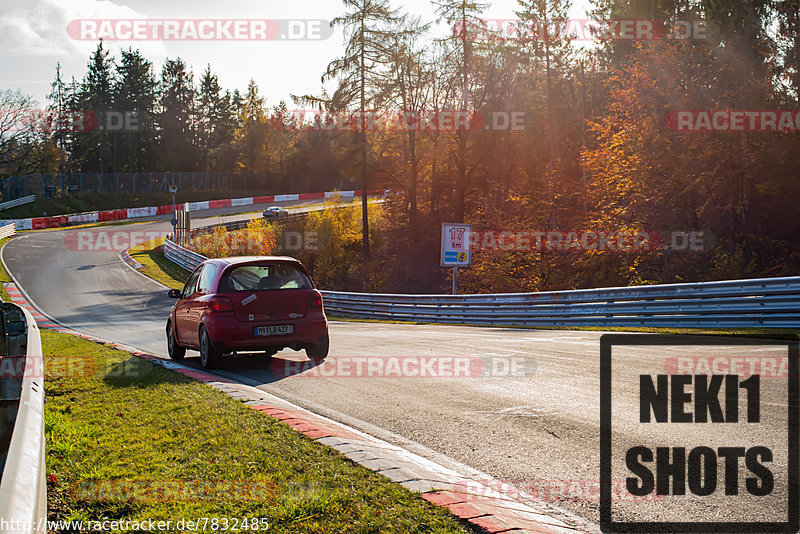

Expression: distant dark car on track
xmin=166 ymin=256 xmax=329 ymax=369
xmin=262 ymin=206 xmax=288 ymax=218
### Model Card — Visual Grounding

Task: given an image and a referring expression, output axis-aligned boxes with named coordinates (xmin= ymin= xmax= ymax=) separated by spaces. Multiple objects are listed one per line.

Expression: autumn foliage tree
xmin=21 ymin=0 xmax=800 ymax=292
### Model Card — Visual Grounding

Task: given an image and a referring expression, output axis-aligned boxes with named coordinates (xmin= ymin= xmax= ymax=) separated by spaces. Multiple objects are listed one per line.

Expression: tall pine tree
xmin=432 ymin=0 xmax=488 ymax=222
xmin=115 ymin=48 xmax=157 ymax=172
xmin=72 ymin=41 xmax=115 ymax=173
xmin=158 ymin=58 xmax=197 ymax=171
xmin=326 ymin=0 xmax=403 ymax=256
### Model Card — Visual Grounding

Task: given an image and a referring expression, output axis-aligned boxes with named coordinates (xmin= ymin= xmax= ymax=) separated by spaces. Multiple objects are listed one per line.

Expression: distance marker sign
xmin=441 ymin=223 xmax=472 ymax=267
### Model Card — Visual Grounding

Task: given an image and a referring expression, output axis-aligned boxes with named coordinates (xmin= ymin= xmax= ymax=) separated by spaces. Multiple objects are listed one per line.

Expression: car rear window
xmin=219 ymin=264 xmax=312 ymax=292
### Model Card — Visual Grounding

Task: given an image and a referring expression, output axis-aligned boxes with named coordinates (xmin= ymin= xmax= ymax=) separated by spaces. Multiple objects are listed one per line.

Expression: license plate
xmin=254 ymin=325 xmax=293 ymax=336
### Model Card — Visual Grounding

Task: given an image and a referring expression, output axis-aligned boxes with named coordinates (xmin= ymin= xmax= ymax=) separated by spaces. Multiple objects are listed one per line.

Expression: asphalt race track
xmin=4 ymin=203 xmax=794 ymax=531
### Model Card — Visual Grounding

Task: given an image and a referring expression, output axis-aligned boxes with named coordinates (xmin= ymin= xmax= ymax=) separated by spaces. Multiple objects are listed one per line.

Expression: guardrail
xmin=164 ymin=237 xmax=207 ymax=272
xmin=319 ymin=278 xmax=800 ymax=327
xmin=162 ymin=232 xmax=800 ymax=328
xmin=0 ymin=195 xmax=35 ymax=212
xmin=0 ymin=303 xmax=46 ymax=533
xmin=0 ymin=223 xmax=16 ymax=240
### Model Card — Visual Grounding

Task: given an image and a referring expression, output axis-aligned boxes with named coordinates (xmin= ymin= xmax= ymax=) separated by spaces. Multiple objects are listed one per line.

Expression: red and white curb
xmin=135 ymin=359 xmax=590 ymax=534
xmin=4 ymin=283 xmax=66 ymax=331
xmin=119 ymin=248 xmax=143 ymax=270
xmin=2 ymin=282 xmax=590 ymax=534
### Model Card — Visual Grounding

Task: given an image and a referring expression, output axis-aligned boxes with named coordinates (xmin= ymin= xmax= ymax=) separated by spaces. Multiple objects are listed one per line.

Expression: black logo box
xmin=600 ymin=334 xmax=799 ymax=533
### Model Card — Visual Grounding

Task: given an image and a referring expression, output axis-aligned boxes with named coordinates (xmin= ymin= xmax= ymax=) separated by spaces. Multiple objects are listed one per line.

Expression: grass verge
xmin=43 ymin=329 xmax=467 ymax=533
xmin=0 ymin=236 xmax=15 ymax=301
xmin=128 ymin=239 xmax=190 ymax=290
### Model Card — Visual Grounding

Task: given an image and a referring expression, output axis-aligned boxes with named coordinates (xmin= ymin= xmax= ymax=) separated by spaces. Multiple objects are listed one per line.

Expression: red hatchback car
xmin=166 ymin=256 xmax=329 ymax=369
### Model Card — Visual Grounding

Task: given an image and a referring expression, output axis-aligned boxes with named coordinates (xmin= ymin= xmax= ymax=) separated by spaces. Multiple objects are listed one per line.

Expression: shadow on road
xmin=173 ymin=350 xmax=324 ymax=386
xmin=100 ymin=350 xmax=322 ymax=389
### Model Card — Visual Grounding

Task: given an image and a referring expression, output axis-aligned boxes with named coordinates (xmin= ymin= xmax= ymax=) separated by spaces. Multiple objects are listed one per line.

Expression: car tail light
xmin=308 ymin=291 xmax=323 ymax=309
xmin=209 ymin=296 xmax=233 ymax=312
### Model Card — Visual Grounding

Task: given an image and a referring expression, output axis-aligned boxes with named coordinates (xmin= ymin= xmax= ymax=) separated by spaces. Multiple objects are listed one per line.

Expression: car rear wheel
xmin=305 ymin=337 xmax=329 ymax=360
xmin=199 ymin=326 xmax=222 ymax=369
xmin=166 ymin=322 xmax=186 ymax=360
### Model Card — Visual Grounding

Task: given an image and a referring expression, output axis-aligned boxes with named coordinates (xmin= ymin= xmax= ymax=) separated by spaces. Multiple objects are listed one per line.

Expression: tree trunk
xmin=455 ymin=6 xmax=469 ymax=223
xmin=455 ymin=131 xmax=466 ymax=222
xmin=408 ymin=129 xmax=417 ymax=222
xmin=360 ymin=18 xmax=370 ymax=257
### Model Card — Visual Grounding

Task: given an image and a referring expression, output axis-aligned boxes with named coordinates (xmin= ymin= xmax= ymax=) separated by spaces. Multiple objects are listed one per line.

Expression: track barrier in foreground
xmin=0 ymin=224 xmax=16 ymax=240
xmin=163 ymin=224 xmax=800 ymax=328
xmin=0 ymin=303 xmax=46 ymax=533
xmin=163 ymin=238 xmax=208 ymax=272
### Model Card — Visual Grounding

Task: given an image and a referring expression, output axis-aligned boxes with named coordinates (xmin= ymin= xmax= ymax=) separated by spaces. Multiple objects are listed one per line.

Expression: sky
xmin=0 ymin=0 xmax=593 ymax=110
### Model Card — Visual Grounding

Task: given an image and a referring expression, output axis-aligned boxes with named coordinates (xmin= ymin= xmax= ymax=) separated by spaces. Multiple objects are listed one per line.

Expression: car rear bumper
xmin=203 ymin=314 xmax=328 ymax=352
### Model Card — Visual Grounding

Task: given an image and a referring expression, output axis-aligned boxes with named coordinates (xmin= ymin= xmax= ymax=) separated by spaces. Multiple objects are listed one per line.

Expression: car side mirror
xmin=168 ymin=289 xmax=181 ymax=299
